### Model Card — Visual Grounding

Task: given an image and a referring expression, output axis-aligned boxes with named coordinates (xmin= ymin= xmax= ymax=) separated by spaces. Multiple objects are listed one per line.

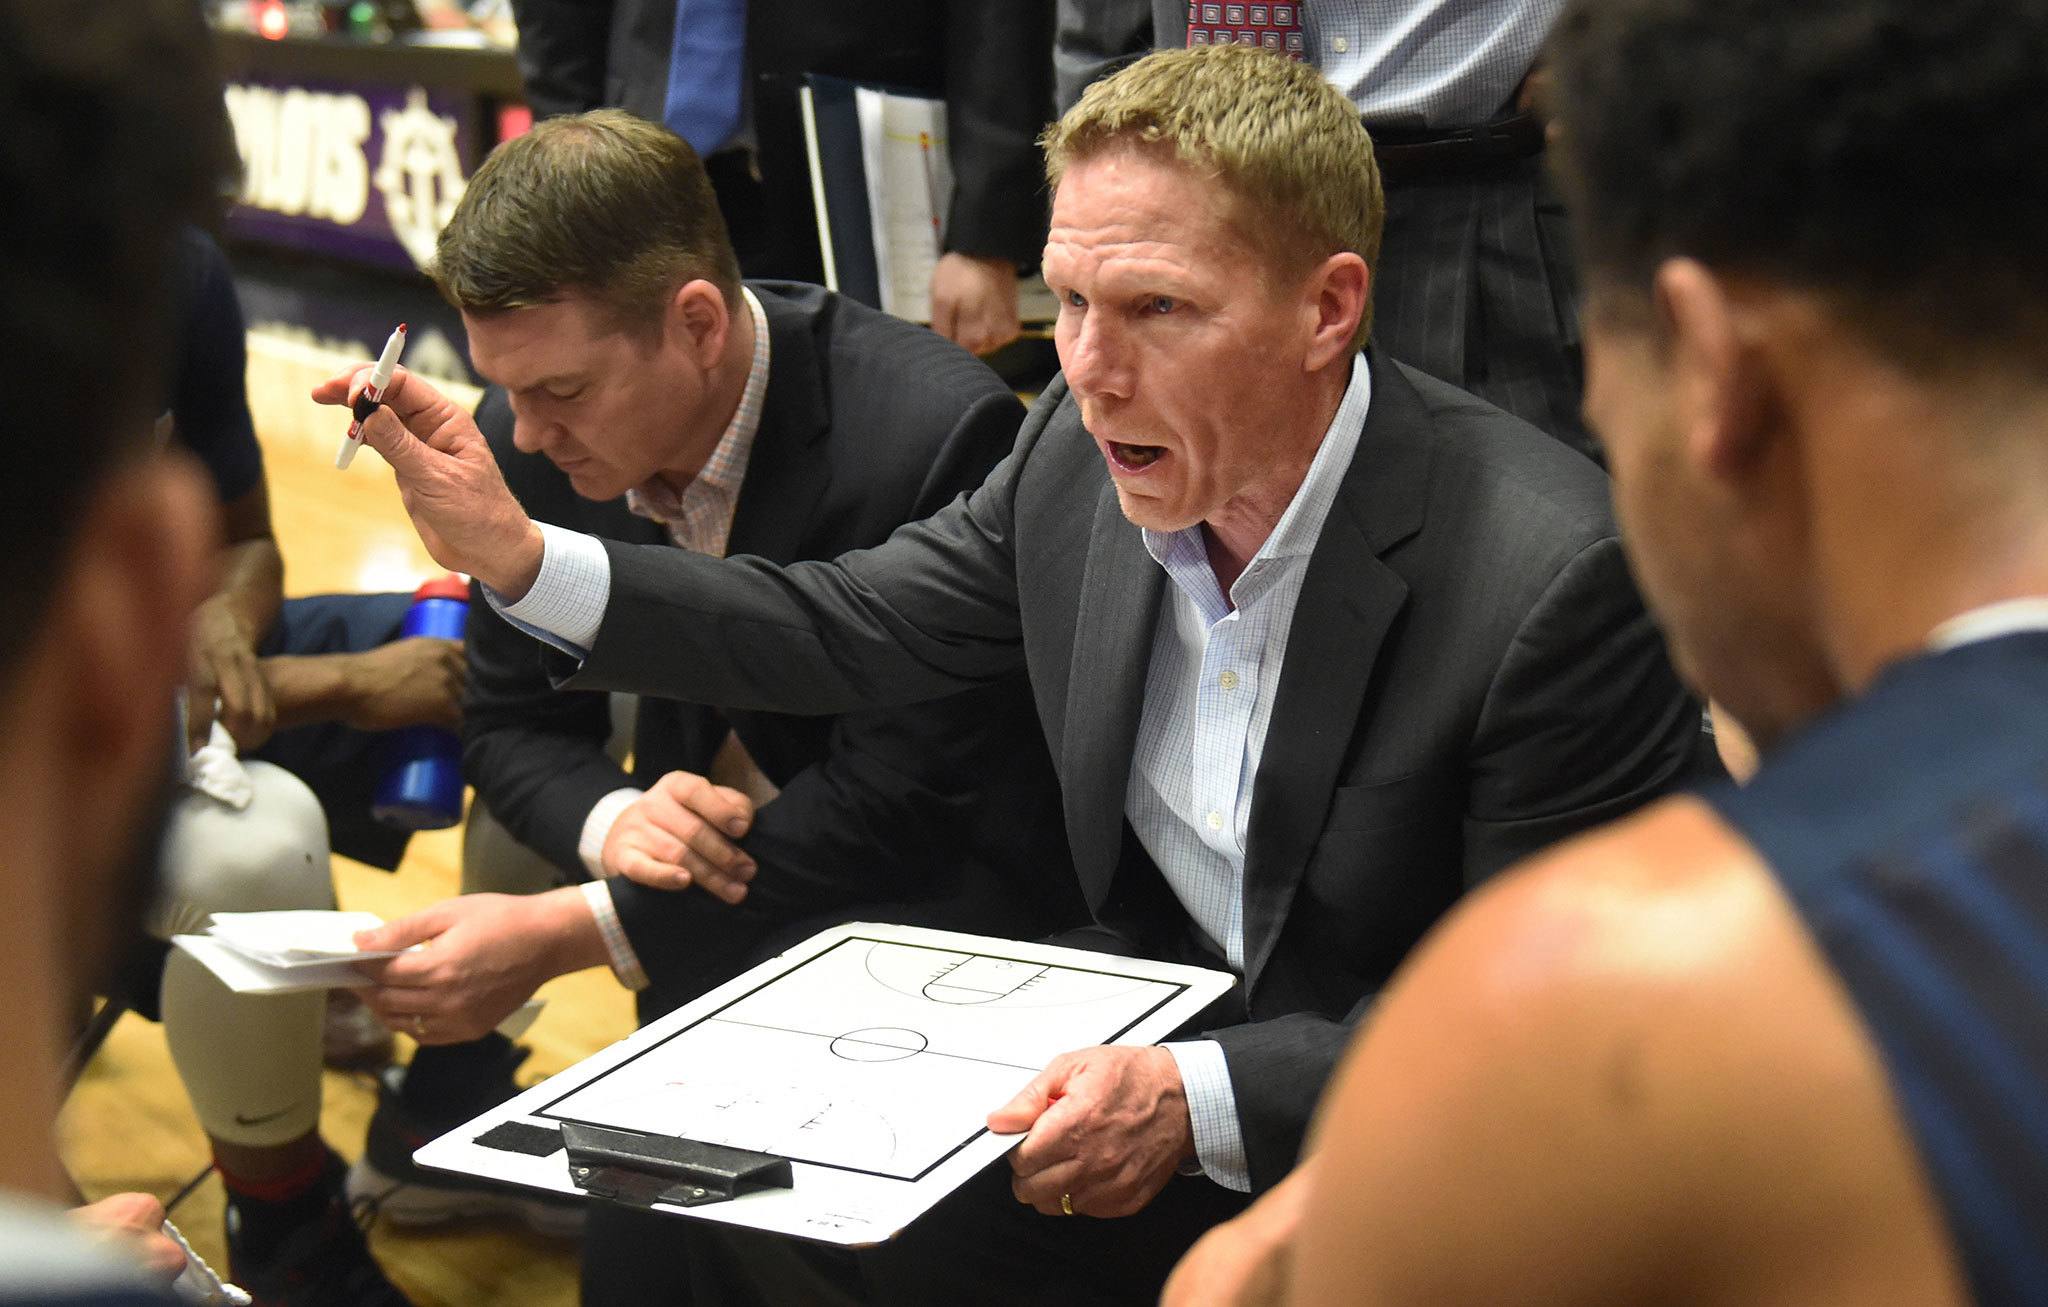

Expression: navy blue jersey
xmin=1703 ymin=632 xmax=2048 ymax=1305
xmin=166 ymin=227 xmax=262 ymax=505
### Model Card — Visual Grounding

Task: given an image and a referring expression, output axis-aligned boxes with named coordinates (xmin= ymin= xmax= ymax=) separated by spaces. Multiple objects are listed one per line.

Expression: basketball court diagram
xmin=540 ymin=938 xmax=1187 ymax=1181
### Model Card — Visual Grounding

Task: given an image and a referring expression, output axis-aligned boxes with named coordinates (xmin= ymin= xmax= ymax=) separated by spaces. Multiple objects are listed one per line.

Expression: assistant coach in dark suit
xmin=339 ymin=49 xmax=1706 ymax=1303
xmin=459 ymin=279 xmax=1075 ymax=1015
xmin=509 ymin=0 xmax=1054 ymax=355
xmin=336 ymin=113 xmax=1073 ymax=1291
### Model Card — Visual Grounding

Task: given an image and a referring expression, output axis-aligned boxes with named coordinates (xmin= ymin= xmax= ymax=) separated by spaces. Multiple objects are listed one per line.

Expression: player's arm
xmin=186 ymin=478 xmax=284 ymax=750
xmin=1287 ymin=799 xmax=1967 ymax=1307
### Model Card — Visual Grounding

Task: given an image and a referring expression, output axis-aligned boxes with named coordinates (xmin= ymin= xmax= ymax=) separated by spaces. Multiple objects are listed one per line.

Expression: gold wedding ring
xmin=1060 ymin=1192 xmax=1074 ymax=1216
xmin=412 ymin=1014 xmax=428 ymax=1039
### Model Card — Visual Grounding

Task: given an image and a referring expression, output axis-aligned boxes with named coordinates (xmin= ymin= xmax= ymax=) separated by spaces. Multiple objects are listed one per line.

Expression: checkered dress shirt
xmin=622 ymin=286 xmax=770 ymax=559
xmin=1305 ymin=0 xmax=1560 ymax=129
xmin=1139 ymin=355 xmax=1373 ymax=1191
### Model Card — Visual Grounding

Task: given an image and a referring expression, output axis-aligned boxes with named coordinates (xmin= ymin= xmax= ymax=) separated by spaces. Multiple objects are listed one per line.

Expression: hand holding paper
xmin=354 ymin=890 xmax=610 ymax=1043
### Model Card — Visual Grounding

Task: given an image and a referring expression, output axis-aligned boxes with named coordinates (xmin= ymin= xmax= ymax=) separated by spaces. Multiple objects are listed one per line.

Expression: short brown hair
xmin=1043 ymin=45 xmax=1383 ymax=348
xmin=431 ymin=110 xmax=741 ymax=333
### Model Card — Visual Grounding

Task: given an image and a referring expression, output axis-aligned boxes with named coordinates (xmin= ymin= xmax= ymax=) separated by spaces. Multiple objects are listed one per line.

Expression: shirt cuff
xmin=577 ymin=787 xmax=644 ymax=880
xmin=578 ymin=880 xmax=649 ymax=991
xmin=485 ymin=522 xmax=610 ymax=655
xmin=1165 ymin=1040 xmax=1252 ymax=1192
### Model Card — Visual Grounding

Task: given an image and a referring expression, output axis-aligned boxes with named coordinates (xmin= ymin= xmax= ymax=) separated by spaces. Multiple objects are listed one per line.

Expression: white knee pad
xmin=149 ymin=760 xmax=334 ymax=939
xmin=152 ymin=761 xmax=332 ymax=1147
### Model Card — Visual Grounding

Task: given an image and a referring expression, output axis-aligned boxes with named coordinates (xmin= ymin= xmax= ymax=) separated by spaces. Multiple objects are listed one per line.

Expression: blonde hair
xmin=1043 ymin=44 xmax=1383 ymax=348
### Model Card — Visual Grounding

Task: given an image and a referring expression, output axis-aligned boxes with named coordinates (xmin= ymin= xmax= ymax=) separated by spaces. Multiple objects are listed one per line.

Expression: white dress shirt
xmin=1131 ymin=354 xmax=1371 ymax=1190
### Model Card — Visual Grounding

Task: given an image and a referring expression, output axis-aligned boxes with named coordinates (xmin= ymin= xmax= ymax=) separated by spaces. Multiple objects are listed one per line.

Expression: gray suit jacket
xmin=1055 ymin=0 xmax=1179 ymax=110
xmin=550 ymin=350 xmax=1706 ymax=1189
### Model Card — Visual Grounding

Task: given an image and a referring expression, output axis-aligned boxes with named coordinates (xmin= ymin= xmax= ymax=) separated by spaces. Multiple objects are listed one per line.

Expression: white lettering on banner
xmin=223 ymin=83 xmax=371 ymax=223
xmin=374 ymin=88 xmax=468 ymax=270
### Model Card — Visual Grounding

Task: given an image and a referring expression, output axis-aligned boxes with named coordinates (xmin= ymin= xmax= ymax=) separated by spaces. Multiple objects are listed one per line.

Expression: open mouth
xmin=1107 ymin=441 xmax=1167 ymax=471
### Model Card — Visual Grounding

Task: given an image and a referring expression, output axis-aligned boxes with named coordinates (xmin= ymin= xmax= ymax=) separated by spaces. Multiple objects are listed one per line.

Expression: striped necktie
xmin=1185 ymin=2 xmax=1307 ymax=58
xmin=664 ymin=0 xmax=747 ymax=156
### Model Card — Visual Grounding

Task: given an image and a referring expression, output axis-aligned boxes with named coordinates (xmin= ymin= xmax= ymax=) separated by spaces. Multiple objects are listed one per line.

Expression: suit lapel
xmin=1063 ymin=478 xmax=1167 ymax=914
xmin=1239 ymin=351 xmax=1432 ymax=990
xmin=727 ymin=288 xmax=832 ymax=564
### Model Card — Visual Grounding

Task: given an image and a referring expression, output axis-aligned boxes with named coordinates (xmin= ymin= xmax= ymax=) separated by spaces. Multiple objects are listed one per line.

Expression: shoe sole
xmin=346 ymin=1156 xmax=585 ymax=1240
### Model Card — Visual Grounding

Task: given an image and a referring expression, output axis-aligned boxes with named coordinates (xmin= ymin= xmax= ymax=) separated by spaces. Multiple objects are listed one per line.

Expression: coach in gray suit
xmin=336 ymin=46 xmax=1705 ymax=1303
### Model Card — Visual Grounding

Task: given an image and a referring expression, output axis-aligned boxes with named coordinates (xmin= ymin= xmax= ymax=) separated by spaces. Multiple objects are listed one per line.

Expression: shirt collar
xmin=1925 ymin=597 xmax=2048 ymax=651
xmin=627 ymin=285 xmax=771 ymax=522
xmin=1142 ymin=353 xmax=1373 ymax=613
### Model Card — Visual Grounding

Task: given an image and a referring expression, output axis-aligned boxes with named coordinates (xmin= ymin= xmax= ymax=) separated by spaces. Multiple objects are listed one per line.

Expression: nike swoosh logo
xmin=233 ymin=1104 xmax=301 ymax=1128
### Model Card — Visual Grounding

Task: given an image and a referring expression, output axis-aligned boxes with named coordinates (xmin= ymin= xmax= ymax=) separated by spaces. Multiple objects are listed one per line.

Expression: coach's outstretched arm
xmin=314 ymin=363 xmax=1032 ymax=716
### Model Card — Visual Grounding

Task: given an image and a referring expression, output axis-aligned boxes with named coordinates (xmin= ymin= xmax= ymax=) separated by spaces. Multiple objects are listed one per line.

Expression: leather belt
xmin=1368 ymin=111 xmax=1546 ymax=182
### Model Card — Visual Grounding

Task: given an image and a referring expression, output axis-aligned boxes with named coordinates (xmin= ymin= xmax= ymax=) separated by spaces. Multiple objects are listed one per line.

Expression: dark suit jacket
xmin=546 ymin=349 xmax=1706 ymax=1189
xmin=509 ymin=0 xmax=1053 ymax=281
xmin=462 ymin=282 xmax=1077 ymax=1008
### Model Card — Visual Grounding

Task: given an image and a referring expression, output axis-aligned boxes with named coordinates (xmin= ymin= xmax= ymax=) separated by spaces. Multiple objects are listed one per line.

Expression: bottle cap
xmin=412 ymin=573 xmax=470 ymax=604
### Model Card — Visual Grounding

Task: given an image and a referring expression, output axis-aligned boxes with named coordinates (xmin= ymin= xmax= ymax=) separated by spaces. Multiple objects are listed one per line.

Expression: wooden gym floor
xmin=57 ymin=331 xmax=637 ymax=1305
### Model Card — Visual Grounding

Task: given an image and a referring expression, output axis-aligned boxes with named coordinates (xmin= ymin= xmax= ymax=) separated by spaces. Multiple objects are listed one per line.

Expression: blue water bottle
xmin=371 ymin=574 xmax=469 ymax=830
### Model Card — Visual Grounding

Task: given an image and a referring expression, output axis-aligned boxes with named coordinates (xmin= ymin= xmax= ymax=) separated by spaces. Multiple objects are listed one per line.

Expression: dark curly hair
xmin=1546 ymin=0 xmax=2048 ymax=369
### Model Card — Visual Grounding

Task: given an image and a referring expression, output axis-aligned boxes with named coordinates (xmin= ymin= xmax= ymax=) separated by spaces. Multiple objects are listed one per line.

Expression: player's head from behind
xmin=0 ymin=0 xmax=223 ymax=1011
xmin=1548 ymin=0 xmax=2048 ymax=750
xmin=432 ymin=110 xmax=749 ymax=502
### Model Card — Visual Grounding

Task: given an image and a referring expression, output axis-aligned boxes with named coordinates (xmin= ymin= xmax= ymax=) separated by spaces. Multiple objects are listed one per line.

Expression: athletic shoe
xmin=224 ymin=1154 xmax=413 ymax=1307
xmin=346 ymin=1062 xmax=584 ymax=1238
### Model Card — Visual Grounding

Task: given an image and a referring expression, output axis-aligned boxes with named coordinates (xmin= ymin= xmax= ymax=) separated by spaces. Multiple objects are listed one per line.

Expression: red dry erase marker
xmin=336 ymin=322 xmax=407 ymax=470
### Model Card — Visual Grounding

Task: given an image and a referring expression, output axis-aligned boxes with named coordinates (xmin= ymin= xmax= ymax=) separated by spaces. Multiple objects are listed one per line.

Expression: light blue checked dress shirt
xmin=1138 ymin=354 xmax=1370 ymax=1191
xmin=1304 ymin=0 xmax=1562 ymax=128
xmin=494 ymin=353 xmax=1375 ymax=1196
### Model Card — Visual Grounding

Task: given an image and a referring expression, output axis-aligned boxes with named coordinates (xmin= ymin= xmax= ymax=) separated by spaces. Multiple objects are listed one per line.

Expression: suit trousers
xmin=1370 ymin=153 xmax=1596 ymax=463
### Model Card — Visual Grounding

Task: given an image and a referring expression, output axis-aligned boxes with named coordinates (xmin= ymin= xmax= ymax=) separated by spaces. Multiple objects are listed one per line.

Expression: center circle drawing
xmin=828 ymin=1027 xmax=930 ymax=1062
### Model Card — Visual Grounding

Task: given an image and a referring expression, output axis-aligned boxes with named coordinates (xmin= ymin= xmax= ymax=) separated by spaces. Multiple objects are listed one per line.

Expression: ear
xmin=1654 ymin=258 xmax=1772 ymax=481
xmin=1301 ymin=252 xmax=1371 ymax=372
xmin=667 ymin=279 xmax=734 ymax=371
xmin=40 ymin=451 xmax=217 ymax=843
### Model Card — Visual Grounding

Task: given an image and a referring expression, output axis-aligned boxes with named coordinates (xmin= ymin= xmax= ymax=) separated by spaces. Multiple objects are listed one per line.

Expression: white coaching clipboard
xmin=413 ymin=922 xmax=1235 ymax=1247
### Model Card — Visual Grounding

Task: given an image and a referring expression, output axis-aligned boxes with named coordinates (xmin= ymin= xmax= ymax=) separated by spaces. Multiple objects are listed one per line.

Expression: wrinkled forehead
xmin=463 ymin=294 xmax=641 ymax=385
xmin=1047 ymin=146 xmax=1279 ymax=276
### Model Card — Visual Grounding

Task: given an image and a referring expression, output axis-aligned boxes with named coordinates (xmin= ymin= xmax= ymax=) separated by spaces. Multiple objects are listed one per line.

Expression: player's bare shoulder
xmin=1295 ymin=797 xmax=1968 ymax=1307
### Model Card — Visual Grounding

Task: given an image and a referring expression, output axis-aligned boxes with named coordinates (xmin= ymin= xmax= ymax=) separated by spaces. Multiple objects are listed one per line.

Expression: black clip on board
xmin=559 ymin=1122 xmax=794 ymax=1210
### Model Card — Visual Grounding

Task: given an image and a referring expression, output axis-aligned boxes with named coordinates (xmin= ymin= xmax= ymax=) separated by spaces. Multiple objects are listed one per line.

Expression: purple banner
xmin=223 ymin=76 xmax=481 ymax=272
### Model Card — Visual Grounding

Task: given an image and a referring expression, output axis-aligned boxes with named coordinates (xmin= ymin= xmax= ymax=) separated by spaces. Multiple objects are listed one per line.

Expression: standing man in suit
xmin=333 ymin=46 xmax=1705 ymax=1302
xmin=509 ymin=0 xmax=1054 ymax=356
xmin=336 ymin=109 xmax=1073 ymax=1297
xmin=1169 ymin=1 xmax=2048 ymax=1302
xmin=1056 ymin=0 xmax=1588 ymax=458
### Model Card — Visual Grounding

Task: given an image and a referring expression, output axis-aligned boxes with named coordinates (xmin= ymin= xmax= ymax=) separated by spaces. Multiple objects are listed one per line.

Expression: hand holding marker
xmin=335 ymin=322 xmax=407 ymax=470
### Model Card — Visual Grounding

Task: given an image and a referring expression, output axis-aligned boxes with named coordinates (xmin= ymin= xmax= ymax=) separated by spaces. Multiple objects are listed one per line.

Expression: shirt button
xmin=1219 ymin=670 xmax=1240 ymax=691
xmin=1331 ymin=35 xmax=1348 ymax=52
xmin=1206 ymin=810 xmax=1224 ymax=831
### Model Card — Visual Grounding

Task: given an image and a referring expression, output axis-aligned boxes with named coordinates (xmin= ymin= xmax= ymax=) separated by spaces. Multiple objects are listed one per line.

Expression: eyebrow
xmin=508 ymin=373 xmax=588 ymax=397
